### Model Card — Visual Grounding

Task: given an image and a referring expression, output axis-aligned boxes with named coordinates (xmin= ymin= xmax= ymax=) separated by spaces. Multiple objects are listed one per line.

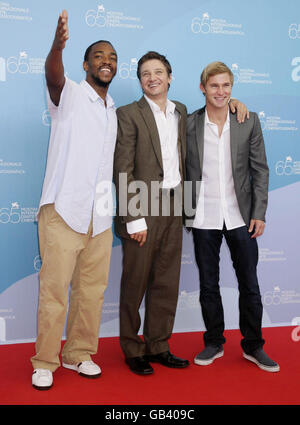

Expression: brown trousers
xmin=31 ymin=204 xmax=112 ymax=371
xmin=119 ymin=194 xmax=183 ymax=358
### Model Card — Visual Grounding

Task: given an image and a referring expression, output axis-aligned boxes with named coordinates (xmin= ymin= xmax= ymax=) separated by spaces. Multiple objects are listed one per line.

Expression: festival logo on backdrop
xmin=263 ymin=286 xmax=300 ymax=307
xmin=33 ymin=255 xmax=42 ymax=272
xmin=275 ymin=156 xmax=300 ymax=176
xmin=85 ymin=4 xmax=143 ymax=30
xmin=0 ymin=51 xmax=45 ymax=82
xmin=288 ymin=23 xmax=300 ymax=39
xmin=118 ymin=57 xmax=138 ymax=80
xmin=177 ymin=290 xmax=199 ymax=312
xmin=42 ymin=109 xmax=51 ymax=127
xmin=0 ymin=1 xmax=32 ymax=22
xmin=0 ymin=158 xmax=25 ymax=175
xmin=258 ymin=111 xmax=298 ymax=131
xmin=191 ymin=12 xmax=244 ymax=36
xmin=0 ymin=202 xmax=38 ymax=224
xmin=231 ymin=63 xmax=272 ymax=85
xmin=259 ymin=248 xmax=286 ymax=263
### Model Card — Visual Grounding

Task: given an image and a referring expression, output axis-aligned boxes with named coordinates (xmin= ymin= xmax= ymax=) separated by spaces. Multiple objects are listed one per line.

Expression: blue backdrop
xmin=1 ymin=0 xmax=300 ymax=343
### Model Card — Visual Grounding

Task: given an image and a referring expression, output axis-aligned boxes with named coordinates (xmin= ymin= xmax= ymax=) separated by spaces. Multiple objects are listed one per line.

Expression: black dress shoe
xmin=125 ymin=356 xmax=154 ymax=375
xmin=145 ymin=351 xmax=189 ymax=368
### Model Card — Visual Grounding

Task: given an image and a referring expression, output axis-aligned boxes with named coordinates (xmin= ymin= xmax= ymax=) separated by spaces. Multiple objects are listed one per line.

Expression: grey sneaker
xmin=243 ymin=348 xmax=280 ymax=372
xmin=194 ymin=345 xmax=224 ymax=366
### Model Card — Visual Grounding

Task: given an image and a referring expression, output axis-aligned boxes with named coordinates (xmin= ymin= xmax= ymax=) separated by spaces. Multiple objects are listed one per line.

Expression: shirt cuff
xmin=126 ymin=218 xmax=147 ymax=234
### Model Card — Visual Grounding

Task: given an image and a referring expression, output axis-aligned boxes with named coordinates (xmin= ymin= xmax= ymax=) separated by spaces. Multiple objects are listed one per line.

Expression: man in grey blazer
xmin=186 ymin=61 xmax=279 ymax=372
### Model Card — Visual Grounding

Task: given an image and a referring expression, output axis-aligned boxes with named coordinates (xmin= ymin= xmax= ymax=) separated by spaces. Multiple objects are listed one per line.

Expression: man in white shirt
xmin=113 ymin=52 xmax=246 ymax=375
xmin=31 ymin=10 xmax=118 ymax=389
xmin=186 ymin=61 xmax=279 ymax=372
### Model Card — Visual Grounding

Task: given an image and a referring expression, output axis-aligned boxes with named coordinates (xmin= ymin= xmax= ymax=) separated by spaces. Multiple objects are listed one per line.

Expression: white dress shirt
xmin=126 ymin=95 xmax=180 ymax=234
xmin=39 ymin=77 xmax=117 ymax=236
xmin=192 ymin=108 xmax=245 ymax=230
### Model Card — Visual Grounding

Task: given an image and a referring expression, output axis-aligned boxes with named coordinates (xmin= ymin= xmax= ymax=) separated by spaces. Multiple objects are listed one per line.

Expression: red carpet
xmin=0 ymin=326 xmax=299 ymax=405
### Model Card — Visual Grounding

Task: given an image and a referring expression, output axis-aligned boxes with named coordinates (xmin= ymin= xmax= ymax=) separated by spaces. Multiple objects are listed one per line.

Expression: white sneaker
xmin=62 ymin=360 xmax=101 ymax=378
xmin=32 ymin=369 xmax=53 ymax=390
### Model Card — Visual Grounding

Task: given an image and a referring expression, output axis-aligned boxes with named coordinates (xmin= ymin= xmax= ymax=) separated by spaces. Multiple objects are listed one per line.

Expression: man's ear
xmin=83 ymin=61 xmax=88 ymax=72
xmin=200 ymin=83 xmax=206 ymax=96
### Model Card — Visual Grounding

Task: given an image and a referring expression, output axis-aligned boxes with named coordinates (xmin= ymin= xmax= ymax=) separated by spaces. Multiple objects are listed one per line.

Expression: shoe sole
xmin=32 ymin=383 xmax=53 ymax=391
xmin=62 ymin=362 xmax=101 ymax=378
xmin=147 ymin=360 xmax=189 ymax=369
xmin=194 ymin=350 xmax=224 ymax=366
xmin=243 ymin=352 xmax=280 ymax=372
xmin=145 ymin=356 xmax=189 ymax=368
xmin=125 ymin=360 xmax=154 ymax=375
xmin=129 ymin=367 xmax=154 ymax=375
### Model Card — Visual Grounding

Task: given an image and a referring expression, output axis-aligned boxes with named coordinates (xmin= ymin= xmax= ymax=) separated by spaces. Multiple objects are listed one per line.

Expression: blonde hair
xmin=201 ymin=61 xmax=234 ymax=87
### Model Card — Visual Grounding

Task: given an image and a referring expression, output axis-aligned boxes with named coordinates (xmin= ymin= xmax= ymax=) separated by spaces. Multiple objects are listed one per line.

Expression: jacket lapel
xmin=195 ymin=107 xmax=205 ymax=172
xmin=174 ymin=102 xmax=186 ymax=180
xmin=137 ymin=96 xmax=163 ymax=170
xmin=229 ymin=112 xmax=240 ymax=178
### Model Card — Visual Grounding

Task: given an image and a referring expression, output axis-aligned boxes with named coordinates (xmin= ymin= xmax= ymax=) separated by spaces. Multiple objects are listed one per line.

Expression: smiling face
xmin=139 ymin=59 xmax=171 ymax=102
xmin=84 ymin=41 xmax=117 ymax=87
xmin=200 ymin=72 xmax=232 ymax=111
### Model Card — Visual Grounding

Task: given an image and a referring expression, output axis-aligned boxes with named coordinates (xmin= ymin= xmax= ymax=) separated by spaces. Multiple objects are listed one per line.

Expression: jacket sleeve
xmin=113 ymin=106 xmax=147 ymax=224
xmin=249 ymin=112 xmax=269 ymax=221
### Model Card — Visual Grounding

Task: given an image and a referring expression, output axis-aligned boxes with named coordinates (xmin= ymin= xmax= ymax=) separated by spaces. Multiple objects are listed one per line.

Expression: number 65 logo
xmin=275 ymin=157 xmax=293 ymax=176
xmin=288 ymin=24 xmax=300 ymax=39
xmin=0 ymin=203 xmax=21 ymax=224
xmin=119 ymin=59 xmax=138 ymax=80
xmin=85 ymin=6 xmax=106 ymax=27
xmin=191 ymin=14 xmax=211 ymax=34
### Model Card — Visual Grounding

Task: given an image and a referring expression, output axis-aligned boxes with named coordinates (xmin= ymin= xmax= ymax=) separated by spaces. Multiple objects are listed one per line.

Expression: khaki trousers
xmin=31 ymin=204 xmax=112 ymax=372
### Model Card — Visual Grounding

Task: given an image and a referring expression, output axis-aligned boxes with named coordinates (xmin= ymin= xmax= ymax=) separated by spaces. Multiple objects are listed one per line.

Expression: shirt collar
xmin=80 ymin=80 xmax=115 ymax=108
xmin=144 ymin=95 xmax=176 ymax=115
xmin=205 ymin=107 xmax=230 ymax=128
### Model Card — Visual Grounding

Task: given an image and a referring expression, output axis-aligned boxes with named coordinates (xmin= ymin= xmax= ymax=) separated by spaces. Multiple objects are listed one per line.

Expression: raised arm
xmin=45 ymin=10 xmax=69 ymax=106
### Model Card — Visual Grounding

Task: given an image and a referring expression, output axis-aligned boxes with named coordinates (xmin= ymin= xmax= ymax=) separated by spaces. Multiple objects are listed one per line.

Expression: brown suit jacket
xmin=113 ymin=96 xmax=187 ymax=239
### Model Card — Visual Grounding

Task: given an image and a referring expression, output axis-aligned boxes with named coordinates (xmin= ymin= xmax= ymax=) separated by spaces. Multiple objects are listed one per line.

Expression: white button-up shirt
xmin=193 ymin=109 xmax=245 ymax=230
xmin=39 ymin=77 xmax=117 ymax=236
xmin=126 ymin=95 xmax=180 ymax=234
xmin=144 ymin=95 xmax=180 ymax=189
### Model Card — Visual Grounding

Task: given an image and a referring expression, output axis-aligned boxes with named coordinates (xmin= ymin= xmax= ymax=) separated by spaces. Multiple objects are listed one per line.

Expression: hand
xmin=248 ymin=219 xmax=265 ymax=238
xmin=53 ymin=10 xmax=69 ymax=51
xmin=229 ymin=99 xmax=250 ymax=123
xmin=130 ymin=230 xmax=147 ymax=247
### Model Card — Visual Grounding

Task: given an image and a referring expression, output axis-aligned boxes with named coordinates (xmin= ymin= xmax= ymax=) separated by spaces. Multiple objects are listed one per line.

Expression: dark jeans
xmin=192 ymin=225 xmax=265 ymax=354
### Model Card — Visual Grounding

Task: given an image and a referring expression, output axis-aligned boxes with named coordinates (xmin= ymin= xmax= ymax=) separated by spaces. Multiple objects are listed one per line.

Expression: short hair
xmin=200 ymin=61 xmax=234 ymax=87
xmin=137 ymin=51 xmax=172 ymax=80
xmin=84 ymin=40 xmax=116 ymax=62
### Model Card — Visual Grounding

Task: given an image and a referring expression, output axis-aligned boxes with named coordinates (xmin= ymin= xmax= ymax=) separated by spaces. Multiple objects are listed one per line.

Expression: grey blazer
xmin=185 ymin=107 xmax=269 ymax=227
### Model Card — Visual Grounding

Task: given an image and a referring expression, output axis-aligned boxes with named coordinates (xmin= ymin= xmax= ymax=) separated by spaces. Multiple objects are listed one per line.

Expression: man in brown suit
xmin=114 ymin=51 xmax=188 ymax=374
xmin=114 ymin=52 xmax=247 ymax=375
